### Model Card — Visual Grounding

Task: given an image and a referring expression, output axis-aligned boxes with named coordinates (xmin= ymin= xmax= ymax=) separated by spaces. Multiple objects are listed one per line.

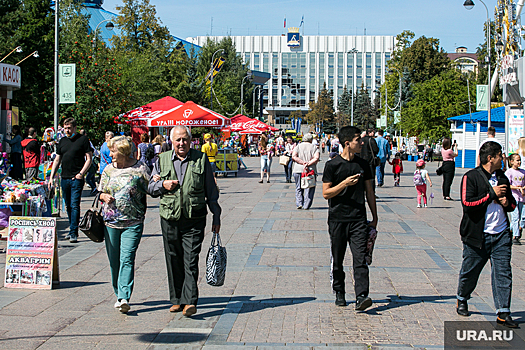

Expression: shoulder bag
xmin=78 ymin=193 xmax=105 ymax=243
xmin=370 ymin=138 xmax=381 ymax=167
xmin=436 ymin=161 xmax=443 ymax=176
xmin=206 ymin=231 xmax=227 ymax=286
xmin=279 ymin=155 xmax=290 ymax=166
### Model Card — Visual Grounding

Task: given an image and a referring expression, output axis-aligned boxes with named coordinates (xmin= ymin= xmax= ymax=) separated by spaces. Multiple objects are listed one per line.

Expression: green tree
xmin=9 ymin=0 xmax=54 ymax=130
xmin=476 ymin=21 xmax=502 ymax=103
xmin=111 ymin=0 xmax=171 ymax=51
xmin=306 ymin=83 xmax=335 ymax=130
xmin=110 ymin=0 xmax=184 ymax=110
xmin=59 ymin=0 xmax=131 ymax=143
xmin=353 ymin=86 xmax=374 ymax=130
xmin=337 ymin=86 xmax=351 ymax=127
xmin=400 ymin=69 xmax=470 ymax=142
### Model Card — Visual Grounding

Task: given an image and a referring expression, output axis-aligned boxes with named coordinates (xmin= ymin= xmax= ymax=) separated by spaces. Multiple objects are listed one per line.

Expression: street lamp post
xmin=15 ymin=51 xmax=39 ymax=66
xmin=240 ymin=75 xmax=250 ymax=115
xmin=210 ymin=49 xmax=225 ymax=110
xmin=252 ymin=85 xmax=260 ymax=118
xmin=348 ymin=48 xmax=358 ymax=126
xmin=93 ymin=19 xmax=114 ymax=57
xmin=0 ymin=46 xmax=22 ymax=63
xmin=464 ymin=0 xmax=491 ymax=127
xmin=54 ymin=0 xmax=59 ymax=133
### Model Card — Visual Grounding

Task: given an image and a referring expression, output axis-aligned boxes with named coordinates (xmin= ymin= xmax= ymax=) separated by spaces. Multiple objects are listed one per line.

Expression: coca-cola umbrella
xmin=116 ymin=96 xmax=183 ymax=125
xmin=147 ymin=101 xmax=231 ymax=128
xmin=230 ymin=114 xmax=278 ymax=132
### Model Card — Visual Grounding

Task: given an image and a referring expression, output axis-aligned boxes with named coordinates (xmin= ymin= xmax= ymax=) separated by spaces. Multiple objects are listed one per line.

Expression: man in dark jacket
xmin=456 ymin=141 xmax=517 ymax=327
xmin=359 ymin=129 xmax=379 ymax=189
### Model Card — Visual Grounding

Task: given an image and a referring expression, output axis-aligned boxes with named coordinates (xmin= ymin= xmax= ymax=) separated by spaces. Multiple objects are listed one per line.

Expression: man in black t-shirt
xmin=322 ymin=126 xmax=378 ymax=310
xmin=48 ymin=118 xmax=93 ymax=243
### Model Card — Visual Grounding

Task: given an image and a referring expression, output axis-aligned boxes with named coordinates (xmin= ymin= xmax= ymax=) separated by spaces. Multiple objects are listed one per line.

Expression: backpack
xmin=413 ymin=170 xmax=425 ymax=186
xmin=144 ymin=145 xmax=155 ymax=161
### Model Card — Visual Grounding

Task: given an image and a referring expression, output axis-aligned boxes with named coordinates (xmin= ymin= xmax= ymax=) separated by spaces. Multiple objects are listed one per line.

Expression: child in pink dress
xmin=505 ymin=153 xmax=525 ymax=245
xmin=414 ymin=159 xmax=433 ymax=208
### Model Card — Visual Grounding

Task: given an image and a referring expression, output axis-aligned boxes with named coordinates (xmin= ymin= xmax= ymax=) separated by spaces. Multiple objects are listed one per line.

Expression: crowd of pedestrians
xmin=30 ymin=117 xmax=525 ymax=327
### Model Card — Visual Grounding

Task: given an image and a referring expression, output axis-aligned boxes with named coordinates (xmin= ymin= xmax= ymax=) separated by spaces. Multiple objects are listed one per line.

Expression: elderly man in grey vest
xmin=148 ymin=125 xmax=221 ymax=317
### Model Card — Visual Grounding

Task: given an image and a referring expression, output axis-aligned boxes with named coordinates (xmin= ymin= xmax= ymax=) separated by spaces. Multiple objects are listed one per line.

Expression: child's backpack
xmin=413 ymin=170 xmax=425 ymax=186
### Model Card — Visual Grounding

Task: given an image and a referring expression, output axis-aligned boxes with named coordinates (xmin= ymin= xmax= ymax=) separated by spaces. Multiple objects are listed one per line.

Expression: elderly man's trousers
xmin=161 ymin=216 xmax=205 ymax=306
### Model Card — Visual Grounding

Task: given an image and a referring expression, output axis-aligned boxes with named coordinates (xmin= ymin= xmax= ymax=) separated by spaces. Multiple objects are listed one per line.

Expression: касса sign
xmin=0 ymin=63 xmax=21 ymax=90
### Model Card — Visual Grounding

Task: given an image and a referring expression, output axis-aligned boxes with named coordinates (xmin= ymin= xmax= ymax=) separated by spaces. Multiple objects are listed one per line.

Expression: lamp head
xmin=105 ymin=21 xmax=114 ymax=31
xmin=33 ymin=51 xmax=39 ymax=58
xmin=464 ymin=0 xmax=475 ymax=10
xmin=16 ymin=46 xmax=22 ymax=53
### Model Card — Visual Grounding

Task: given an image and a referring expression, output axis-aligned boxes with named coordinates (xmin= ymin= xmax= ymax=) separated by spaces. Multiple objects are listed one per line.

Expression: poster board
xmin=4 ymin=217 xmax=57 ymax=289
xmin=506 ymin=106 xmax=524 ymax=154
xmin=216 ymin=151 xmax=238 ymax=172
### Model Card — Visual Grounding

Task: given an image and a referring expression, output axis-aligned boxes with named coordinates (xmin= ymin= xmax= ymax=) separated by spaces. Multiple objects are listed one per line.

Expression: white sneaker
xmin=114 ymin=300 xmax=122 ymax=308
xmin=424 ymin=204 xmax=428 ymax=208
xmin=119 ymin=299 xmax=130 ymax=313
xmin=417 ymin=204 xmax=421 ymax=208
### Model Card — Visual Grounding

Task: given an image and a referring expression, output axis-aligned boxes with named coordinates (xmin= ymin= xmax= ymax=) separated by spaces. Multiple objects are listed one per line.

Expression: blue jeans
xmin=510 ymin=202 xmax=525 ymax=238
xmin=457 ymin=228 xmax=512 ymax=314
xmin=104 ymin=223 xmax=144 ymax=301
xmin=61 ymin=178 xmax=84 ymax=238
xmin=376 ymin=161 xmax=386 ymax=186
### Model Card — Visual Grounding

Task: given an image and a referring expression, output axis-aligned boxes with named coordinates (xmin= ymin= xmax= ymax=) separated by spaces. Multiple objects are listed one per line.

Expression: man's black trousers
xmin=161 ymin=216 xmax=206 ymax=306
xmin=329 ymin=220 xmax=369 ymax=297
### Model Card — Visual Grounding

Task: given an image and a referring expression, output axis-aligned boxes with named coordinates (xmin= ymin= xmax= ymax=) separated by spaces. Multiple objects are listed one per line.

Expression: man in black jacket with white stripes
xmin=456 ymin=141 xmax=517 ymax=327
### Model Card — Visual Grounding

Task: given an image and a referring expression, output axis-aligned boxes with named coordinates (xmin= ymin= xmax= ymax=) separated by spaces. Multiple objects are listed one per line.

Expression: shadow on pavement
xmin=132 ymin=300 xmax=173 ymax=314
xmin=56 ymin=281 xmax=108 ymax=289
xmin=192 ymin=296 xmax=316 ymax=319
xmin=365 ymin=295 xmax=457 ymax=314
xmin=138 ymin=331 xmax=207 ymax=344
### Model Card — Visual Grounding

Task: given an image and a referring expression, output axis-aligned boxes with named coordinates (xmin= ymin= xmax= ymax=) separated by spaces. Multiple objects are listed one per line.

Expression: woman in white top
xmin=292 ymin=133 xmax=320 ymax=210
xmin=283 ymin=137 xmax=296 ymax=183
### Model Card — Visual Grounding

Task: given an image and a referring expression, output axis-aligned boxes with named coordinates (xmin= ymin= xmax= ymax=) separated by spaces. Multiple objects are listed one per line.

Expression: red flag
xmin=284 ymin=16 xmax=286 ymax=28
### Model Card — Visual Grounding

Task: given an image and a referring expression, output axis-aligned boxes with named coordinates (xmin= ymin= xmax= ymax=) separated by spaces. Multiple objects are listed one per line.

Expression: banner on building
xmin=59 ymin=64 xmax=76 ymax=104
xmin=5 ymin=217 xmax=57 ymax=290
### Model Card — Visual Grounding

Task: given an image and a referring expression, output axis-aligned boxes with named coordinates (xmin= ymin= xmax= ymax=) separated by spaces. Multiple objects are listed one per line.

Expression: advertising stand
xmin=4 ymin=217 xmax=59 ymax=289
xmin=215 ymin=148 xmax=238 ymax=177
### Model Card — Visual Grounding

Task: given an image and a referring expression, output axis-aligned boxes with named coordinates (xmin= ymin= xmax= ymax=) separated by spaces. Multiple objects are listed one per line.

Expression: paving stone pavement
xmin=1 ymin=155 xmax=525 ymax=349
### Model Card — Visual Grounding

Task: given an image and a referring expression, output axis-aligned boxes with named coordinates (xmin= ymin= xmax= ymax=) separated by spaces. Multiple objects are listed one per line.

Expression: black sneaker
xmin=456 ymin=300 xmax=470 ymax=317
xmin=335 ymin=292 xmax=346 ymax=307
xmin=355 ymin=295 xmax=372 ymax=311
xmin=513 ymin=238 xmax=522 ymax=245
xmin=497 ymin=313 xmax=518 ymax=328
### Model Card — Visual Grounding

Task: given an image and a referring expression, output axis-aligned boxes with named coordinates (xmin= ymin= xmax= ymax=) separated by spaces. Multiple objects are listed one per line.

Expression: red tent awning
xmin=230 ymin=114 xmax=278 ymax=132
xmin=147 ymin=101 xmax=231 ymax=128
xmin=116 ymin=96 xmax=183 ymax=125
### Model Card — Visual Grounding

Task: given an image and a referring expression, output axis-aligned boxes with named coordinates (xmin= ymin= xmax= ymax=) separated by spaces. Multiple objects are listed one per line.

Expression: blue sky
xmin=102 ymin=0 xmax=493 ymax=53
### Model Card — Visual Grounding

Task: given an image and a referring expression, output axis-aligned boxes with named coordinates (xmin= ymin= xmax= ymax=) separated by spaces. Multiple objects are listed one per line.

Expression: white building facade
xmin=189 ymin=33 xmax=395 ymax=123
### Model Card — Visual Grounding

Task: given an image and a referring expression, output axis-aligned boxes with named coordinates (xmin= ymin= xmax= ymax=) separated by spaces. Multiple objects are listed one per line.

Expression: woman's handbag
xmin=300 ymin=168 xmax=316 ymax=189
xmin=436 ymin=161 xmax=443 ymax=176
xmin=206 ymin=231 xmax=227 ymax=286
xmin=279 ymin=154 xmax=291 ymax=166
xmin=78 ymin=193 xmax=105 ymax=243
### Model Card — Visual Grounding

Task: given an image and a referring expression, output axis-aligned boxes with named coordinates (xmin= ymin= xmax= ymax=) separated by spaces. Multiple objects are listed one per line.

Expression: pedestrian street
xmin=1 ymin=156 xmax=525 ymax=349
